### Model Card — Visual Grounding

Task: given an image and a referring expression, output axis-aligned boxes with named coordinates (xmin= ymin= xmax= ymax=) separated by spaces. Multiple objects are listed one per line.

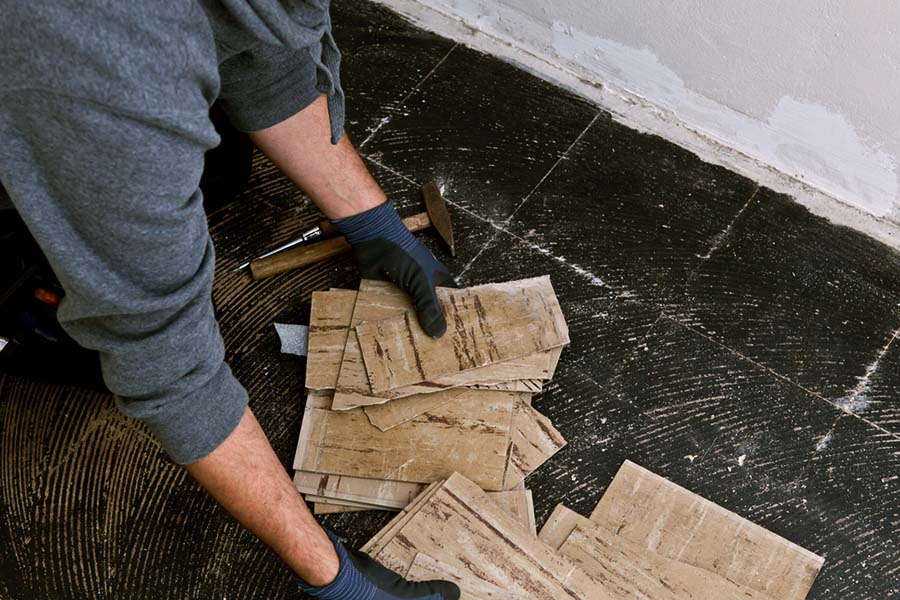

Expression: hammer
xmin=249 ymin=182 xmax=455 ymax=280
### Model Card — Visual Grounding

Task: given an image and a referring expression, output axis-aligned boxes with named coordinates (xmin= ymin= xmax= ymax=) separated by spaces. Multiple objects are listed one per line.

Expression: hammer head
xmin=421 ymin=182 xmax=455 ymax=257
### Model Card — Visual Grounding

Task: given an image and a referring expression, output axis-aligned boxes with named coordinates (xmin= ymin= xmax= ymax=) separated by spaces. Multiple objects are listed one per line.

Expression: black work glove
xmin=296 ymin=529 xmax=460 ymax=600
xmin=333 ymin=200 xmax=453 ymax=337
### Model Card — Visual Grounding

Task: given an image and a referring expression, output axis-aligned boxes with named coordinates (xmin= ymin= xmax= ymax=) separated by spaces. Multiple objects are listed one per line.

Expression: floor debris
xmin=294 ymin=276 xmax=823 ymax=597
xmin=362 ymin=465 xmax=824 ymax=599
xmin=292 ymin=276 xmax=569 ymax=513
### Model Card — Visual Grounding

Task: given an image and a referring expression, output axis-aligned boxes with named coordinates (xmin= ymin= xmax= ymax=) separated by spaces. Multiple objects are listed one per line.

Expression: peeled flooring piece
xmin=305 ymin=290 xmax=358 ymax=390
xmin=589 ymin=461 xmax=824 ymax=600
xmin=331 ymin=279 xmax=559 ymax=410
xmin=405 ymin=554 xmax=529 ymax=600
xmin=362 ymin=473 xmax=602 ymax=599
xmin=355 ymin=276 xmax=569 ymax=393
xmin=293 ymin=390 xmax=563 ymax=492
xmin=537 ymin=461 xmax=825 ymax=600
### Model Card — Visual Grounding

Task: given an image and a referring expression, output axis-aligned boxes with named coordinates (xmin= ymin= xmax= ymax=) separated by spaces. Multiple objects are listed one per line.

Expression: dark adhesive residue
xmin=2 ymin=0 xmax=898 ymax=598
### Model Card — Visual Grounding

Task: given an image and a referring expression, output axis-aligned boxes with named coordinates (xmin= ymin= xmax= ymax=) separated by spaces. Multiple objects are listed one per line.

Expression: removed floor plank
xmin=305 ymin=290 xmax=357 ymax=390
xmin=313 ymin=502 xmax=369 ymax=515
xmin=293 ymin=472 xmax=427 ymax=510
xmin=486 ymin=489 xmax=536 ymax=535
xmin=362 ymin=377 xmax=542 ymax=431
xmin=540 ymin=505 xmax=775 ymax=599
xmin=364 ymin=473 xmax=603 ymax=599
xmin=294 ymin=391 xmax=529 ymax=490
xmin=503 ymin=400 xmax=568 ymax=489
xmin=356 ymin=277 xmax=569 ymax=393
xmin=309 ymin=489 xmax=534 ymax=534
xmin=560 ymin=524 xmax=776 ymax=600
xmin=405 ymin=554 xmax=528 ymax=600
xmin=331 ymin=279 xmax=558 ymax=410
xmin=538 ymin=503 xmax=594 ymax=551
xmin=590 ymin=460 xmax=824 ymax=600
xmin=363 ymin=388 xmax=468 ymax=431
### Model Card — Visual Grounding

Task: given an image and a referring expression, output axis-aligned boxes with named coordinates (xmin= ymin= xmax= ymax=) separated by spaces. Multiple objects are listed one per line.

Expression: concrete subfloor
xmin=2 ymin=1 xmax=898 ymax=598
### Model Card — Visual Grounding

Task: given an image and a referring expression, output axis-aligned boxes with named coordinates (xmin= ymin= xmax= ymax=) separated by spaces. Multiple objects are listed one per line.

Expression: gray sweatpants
xmin=0 ymin=0 xmax=345 ymax=463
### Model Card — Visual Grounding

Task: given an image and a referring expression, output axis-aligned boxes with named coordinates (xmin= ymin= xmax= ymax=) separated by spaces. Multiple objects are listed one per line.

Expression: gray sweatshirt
xmin=0 ymin=0 xmax=344 ymax=463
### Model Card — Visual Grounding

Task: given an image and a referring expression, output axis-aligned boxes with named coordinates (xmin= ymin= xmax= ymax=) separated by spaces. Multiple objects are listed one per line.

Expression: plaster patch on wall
xmin=551 ymin=21 xmax=687 ymax=113
xmin=373 ymin=0 xmax=900 ymax=250
xmin=767 ymin=98 xmax=898 ymax=217
xmin=548 ymin=20 xmax=899 ymax=219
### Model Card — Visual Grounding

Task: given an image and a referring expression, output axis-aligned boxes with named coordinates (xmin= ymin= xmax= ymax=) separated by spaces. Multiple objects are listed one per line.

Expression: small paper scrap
xmin=274 ymin=323 xmax=309 ymax=357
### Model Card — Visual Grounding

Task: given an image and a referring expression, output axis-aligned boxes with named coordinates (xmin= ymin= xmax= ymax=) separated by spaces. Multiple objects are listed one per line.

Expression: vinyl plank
xmin=368 ymin=473 xmax=604 ymax=598
xmin=405 ymin=554 xmax=529 ymax=600
xmin=362 ymin=483 xmax=443 ymax=557
xmin=293 ymin=471 xmax=426 ymax=510
xmin=590 ymin=460 xmax=824 ymax=600
xmin=305 ymin=290 xmax=357 ymax=390
xmin=503 ymin=401 xmax=567 ymax=490
xmin=538 ymin=504 xmax=594 ymax=551
xmin=356 ymin=277 xmax=569 ymax=392
xmin=363 ymin=388 xmax=467 ymax=431
xmin=559 ymin=524 xmax=776 ymax=600
xmin=486 ymin=489 xmax=536 ymax=536
xmin=295 ymin=391 xmax=522 ymax=489
xmin=332 ymin=279 xmax=557 ymax=410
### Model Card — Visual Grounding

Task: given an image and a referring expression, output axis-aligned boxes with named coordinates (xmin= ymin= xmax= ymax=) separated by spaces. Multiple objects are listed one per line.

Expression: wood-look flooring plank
xmin=363 ymin=388 xmax=468 ymax=431
xmin=305 ymin=290 xmax=357 ymax=390
xmin=293 ymin=471 xmax=427 ymax=510
xmin=538 ymin=504 xmax=594 ymax=551
xmin=559 ymin=524 xmax=776 ymax=600
xmin=503 ymin=401 xmax=567 ymax=489
xmin=589 ymin=460 xmax=824 ymax=600
xmin=362 ymin=483 xmax=442 ymax=557
xmin=405 ymin=554 xmax=529 ymax=600
xmin=486 ymin=489 xmax=536 ymax=535
xmin=331 ymin=280 xmax=557 ymax=410
xmin=295 ymin=391 xmax=523 ymax=490
xmin=356 ymin=277 xmax=569 ymax=393
xmin=312 ymin=500 xmax=375 ymax=514
xmin=369 ymin=473 xmax=605 ymax=599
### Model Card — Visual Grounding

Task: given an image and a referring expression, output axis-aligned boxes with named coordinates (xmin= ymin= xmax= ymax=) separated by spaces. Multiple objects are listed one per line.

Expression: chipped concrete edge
xmin=371 ymin=0 xmax=900 ymax=254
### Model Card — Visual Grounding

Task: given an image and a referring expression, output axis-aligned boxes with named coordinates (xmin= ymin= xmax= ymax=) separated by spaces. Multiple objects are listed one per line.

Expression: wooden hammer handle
xmin=250 ymin=212 xmax=432 ymax=280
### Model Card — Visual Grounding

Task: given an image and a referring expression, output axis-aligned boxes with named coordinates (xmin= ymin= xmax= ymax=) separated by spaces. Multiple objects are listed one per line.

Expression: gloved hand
xmin=332 ymin=200 xmax=453 ymax=338
xmin=297 ymin=529 xmax=460 ymax=600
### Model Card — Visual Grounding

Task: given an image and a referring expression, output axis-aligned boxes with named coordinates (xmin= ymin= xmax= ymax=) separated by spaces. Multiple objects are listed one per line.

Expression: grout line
xmin=699 ymin=185 xmax=760 ymax=261
xmin=514 ymin=111 xmax=604 ymax=217
xmin=665 ymin=315 xmax=900 ymax=443
xmin=841 ymin=325 xmax=900 ymax=402
xmin=358 ymin=43 xmax=459 ymax=150
xmin=814 ymin=414 xmax=843 ymax=453
xmin=663 ymin=185 xmax=761 ymax=318
xmin=457 ymin=110 xmax=604 ymax=279
xmin=364 ymin=152 xmax=613 ymax=289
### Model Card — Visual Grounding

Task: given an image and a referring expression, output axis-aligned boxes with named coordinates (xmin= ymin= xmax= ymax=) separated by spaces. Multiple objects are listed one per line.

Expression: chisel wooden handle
xmin=250 ymin=212 xmax=432 ymax=280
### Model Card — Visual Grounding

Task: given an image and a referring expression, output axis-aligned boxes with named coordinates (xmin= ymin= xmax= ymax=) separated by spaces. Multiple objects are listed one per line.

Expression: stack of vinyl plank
xmin=364 ymin=462 xmax=825 ymax=599
xmin=292 ymin=276 xmax=570 ymax=513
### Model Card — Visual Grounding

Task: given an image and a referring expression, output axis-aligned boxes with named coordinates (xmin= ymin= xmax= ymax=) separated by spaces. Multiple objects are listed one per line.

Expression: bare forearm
xmin=183 ymin=407 xmax=338 ymax=587
xmin=249 ymin=94 xmax=385 ymax=219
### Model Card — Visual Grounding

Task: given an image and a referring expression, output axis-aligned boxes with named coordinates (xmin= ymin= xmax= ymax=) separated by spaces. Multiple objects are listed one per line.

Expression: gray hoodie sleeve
xmin=0 ymin=1 xmax=248 ymax=463
xmin=217 ymin=42 xmax=324 ymax=132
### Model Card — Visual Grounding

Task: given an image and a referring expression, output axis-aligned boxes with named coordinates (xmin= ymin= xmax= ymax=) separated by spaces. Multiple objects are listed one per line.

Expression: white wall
xmin=376 ymin=0 xmax=900 ymax=244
